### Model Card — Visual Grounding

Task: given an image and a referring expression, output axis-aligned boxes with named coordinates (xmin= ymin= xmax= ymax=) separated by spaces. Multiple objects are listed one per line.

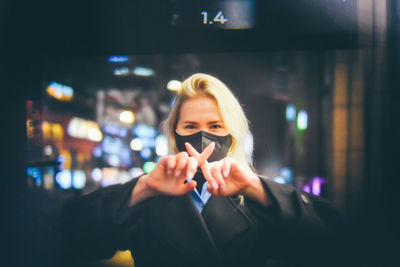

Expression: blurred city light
xmin=286 ymin=105 xmax=296 ymax=121
xmin=88 ymin=128 xmax=103 ymax=142
xmin=108 ymin=55 xmax=129 ymax=63
xmin=120 ymin=147 xmax=132 ymax=166
xmin=91 ymin=168 xmax=102 ymax=182
xmin=102 ymin=136 xmax=125 ymax=154
xmin=141 ymin=137 xmax=155 ymax=148
xmin=119 ymin=110 xmax=135 ymax=124
xmin=72 ymin=170 xmax=86 ymax=189
xmin=280 ymin=167 xmax=293 ymax=179
xmin=42 ymin=121 xmax=64 ymax=141
xmin=113 ymin=66 xmax=130 ymax=76
xmin=129 ymin=167 xmax=144 ymax=178
xmin=103 ymin=124 xmax=128 ymax=138
xmin=143 ymin=161 xmax=157 ymax=174
xmin=244 ymin=131 xmax=254 ymax=164
xmin=155 ymin=135 xmax=168 ymax=156
xmin=133 ymin=66 xmax=154 ymax=76
xmin=167 ymin=80 xmax=182 ymax=91
xmin=106 ymin=154 xmax=121 ymax=167
xmin=27 ymin=167 xmax=42 ymax=180
xmin=101 ymin=168 xmax=119 ymax=187
xmin=46 ymin=81 xmax=74 ymax=101
xmin=56 ymin=170 xmax=72 ymax=189
xmin=133 ymin=125 xmax=157 ymax=138
xmin=130 ymin=138 xmax=143 ymax=151
xmin=68 ymin=117 xmax=101 ymax=141
xmin=302 ymin=184 xmax=311 ymax=193
xmin=311 ymin=176 xmax=327 ymax=196
xmin=273 ymin=176 xmax=286 ymax=184
xmin=44 ymin=145 xmax=53 ymax=156
xmin=297 ymin=110 xmax=308 ymax=130
xmin=140 ymin=147 xmax=152 ymax=159
xmin=92 ymin=146 xmax=102 ymax=158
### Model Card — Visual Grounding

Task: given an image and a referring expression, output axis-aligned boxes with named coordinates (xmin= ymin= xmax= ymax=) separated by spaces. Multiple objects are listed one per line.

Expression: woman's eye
xmin=211 ymin=125 xmax=222 ymax=129
xmin=185 ymin=125 xmax=196 ymax=129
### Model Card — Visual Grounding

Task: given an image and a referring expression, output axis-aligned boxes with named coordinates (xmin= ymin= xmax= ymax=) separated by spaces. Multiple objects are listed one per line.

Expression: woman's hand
xmin=185 ymin=143 xmax=271 ymax=206
xmin=129 ymin=142 xmax=215 ymax=206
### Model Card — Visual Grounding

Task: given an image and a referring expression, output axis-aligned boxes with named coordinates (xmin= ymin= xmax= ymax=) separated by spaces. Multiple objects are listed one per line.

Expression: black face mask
xmin=174 ymin=131 xmax=232 ymax=162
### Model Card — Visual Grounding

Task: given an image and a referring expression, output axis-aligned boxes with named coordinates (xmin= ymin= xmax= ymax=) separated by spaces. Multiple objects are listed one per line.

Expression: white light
xmin=67 ymin=117 xmax=101 ymax=140
xmin=44 ymin=145 xmax=53 ymax=156
xmin=167 ymin=80 xmax=182 ymax=91
xmin=72 ymin=170 xmax=86 ymax=189
xmin=119 ymin=110 xmax=135 ymax=124
xmin=56 ymin=170 xmax=72 ymax=189
xmin=113 ymin=66 xmax=130 ymax=76
xmin=88 ymin=128 xmax=103 ymax=142
xmin=297 ymin=110 xmax=308 ymax=130
xmin=130 ymin=138 xmax=143 ymax=151
xmin=91 ymin=168 xmax=102 ymax=182
xmin=133 ymin=66 xmax=154 ymax=76
xmin=119 ymin=171 xmax=132 ymax=184
xmin=244 ymin=132 xmax=254 ymax=164
xmin=155 ymin=135 xmax=168 ymax=156
xmin=107 ymin=154 xmax=120 ymax=167
xmin=129 ymin=167 xmax=144 ymax=178
xmin=273 ymin=176 xmax=286 ymax=184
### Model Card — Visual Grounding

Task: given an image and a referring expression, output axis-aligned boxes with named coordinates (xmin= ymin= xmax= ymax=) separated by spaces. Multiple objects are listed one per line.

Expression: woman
xmin=61 ymin=73 xmax=341 ymax=267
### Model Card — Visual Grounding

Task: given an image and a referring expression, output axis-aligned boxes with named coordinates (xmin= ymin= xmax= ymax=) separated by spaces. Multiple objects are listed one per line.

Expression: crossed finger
xmin=185 ymin=142 xmax=215 ymax=166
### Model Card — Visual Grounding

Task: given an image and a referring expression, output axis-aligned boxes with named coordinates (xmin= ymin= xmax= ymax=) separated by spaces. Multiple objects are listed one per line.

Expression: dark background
xmin=2 ymin=0 xmax=399 ymax=266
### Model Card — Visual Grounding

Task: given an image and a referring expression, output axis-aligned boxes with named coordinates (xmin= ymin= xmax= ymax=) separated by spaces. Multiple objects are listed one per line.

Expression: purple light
xmin=311 ymin=177 xmax=327 ymax=196
xmin=302 ymin=184 xmax=311 ymax=194
xmin=312 ymin=179 xmax=321 ymax=196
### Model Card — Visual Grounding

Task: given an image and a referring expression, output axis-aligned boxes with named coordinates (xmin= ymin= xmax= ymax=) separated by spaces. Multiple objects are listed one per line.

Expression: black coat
xmin=60 ymin=176 xmax=342 ymax=267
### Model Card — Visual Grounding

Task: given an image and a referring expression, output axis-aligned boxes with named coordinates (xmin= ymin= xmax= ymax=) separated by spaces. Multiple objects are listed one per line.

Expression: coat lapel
xmin=148 ymin=194 xmax=222 ymax=266
xmin=201 ymin=196 xmax=253 ymax=249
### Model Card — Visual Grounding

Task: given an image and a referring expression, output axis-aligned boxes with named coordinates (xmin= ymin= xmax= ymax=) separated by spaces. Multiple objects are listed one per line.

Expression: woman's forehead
xmin=178 ymin=96 xmax=222 ymax=121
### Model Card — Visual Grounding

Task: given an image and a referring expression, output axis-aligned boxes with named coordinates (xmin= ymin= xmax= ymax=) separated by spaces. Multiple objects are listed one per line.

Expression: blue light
xmin=280 ymin=167 xmax=292 ymax=179
xmin=102 ymin=136 xmax=124 ymax=154
xmin=286 ymin=105 xmax=296 ymax=121
xmin=72 ymin=170 xmax=86 ymax=189
xmin=102 ymin=124 xmax=128 ymax=138
xmin=27 ymin=167 xmax=42 ymax=179
xmin=92 ymin=146 xmax=103 ymax=158
xmin=120 ymin=147 xmax=132 ymax=166
xmin=141 ymin=137 xmax=155 ymax=148
xmin=133 ymin=125 xmax=157 ymax=138
xmin=140 ymin=148 xmax=152 ymax=159
xmin=108 ymin=55 xmax=129 ymax=63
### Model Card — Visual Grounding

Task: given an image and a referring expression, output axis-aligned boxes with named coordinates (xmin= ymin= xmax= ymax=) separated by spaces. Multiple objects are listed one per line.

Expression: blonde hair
xmin=164 ymin=73 xmax=255 ymax=176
